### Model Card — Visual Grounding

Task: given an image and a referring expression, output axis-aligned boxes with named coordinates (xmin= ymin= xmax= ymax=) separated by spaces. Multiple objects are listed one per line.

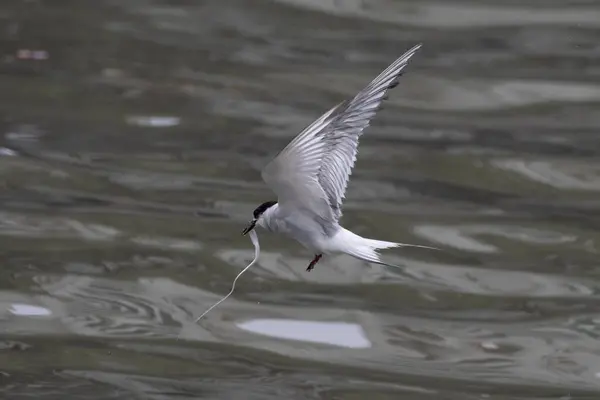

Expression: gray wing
xmin=261 ymin=44 xmax=422 ymax=226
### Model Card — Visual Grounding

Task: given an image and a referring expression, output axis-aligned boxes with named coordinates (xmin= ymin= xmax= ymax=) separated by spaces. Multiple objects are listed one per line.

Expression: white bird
xmin=241 ymin=44 xmax=435 ymax=271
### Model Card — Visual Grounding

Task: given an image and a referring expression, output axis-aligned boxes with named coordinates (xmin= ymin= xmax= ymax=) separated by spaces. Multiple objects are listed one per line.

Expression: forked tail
xmin=335 ymin=228 xmax=438 ymax=268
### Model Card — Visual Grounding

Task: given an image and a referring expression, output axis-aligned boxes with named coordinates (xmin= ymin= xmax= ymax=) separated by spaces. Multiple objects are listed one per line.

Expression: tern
xmin=242 ymin=44 xmax=434 ymax=271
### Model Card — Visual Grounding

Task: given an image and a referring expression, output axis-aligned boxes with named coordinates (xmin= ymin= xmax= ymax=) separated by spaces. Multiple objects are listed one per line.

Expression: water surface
xmin=1 ymin=0 xmax=600 ymax=398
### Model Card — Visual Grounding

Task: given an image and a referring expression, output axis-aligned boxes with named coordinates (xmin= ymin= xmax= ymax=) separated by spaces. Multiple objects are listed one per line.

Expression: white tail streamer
xmin=193 ymin=229 xmax=260 ymax=323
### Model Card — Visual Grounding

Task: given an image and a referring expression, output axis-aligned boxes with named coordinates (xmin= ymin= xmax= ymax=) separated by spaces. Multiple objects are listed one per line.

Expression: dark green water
xmin=1 ymin=0 xmax=600 ymax=398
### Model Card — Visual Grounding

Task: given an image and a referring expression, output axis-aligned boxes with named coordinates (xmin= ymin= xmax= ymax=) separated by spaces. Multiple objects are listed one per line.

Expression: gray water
xmin=1 ymin=0 xmax=600 ymax=399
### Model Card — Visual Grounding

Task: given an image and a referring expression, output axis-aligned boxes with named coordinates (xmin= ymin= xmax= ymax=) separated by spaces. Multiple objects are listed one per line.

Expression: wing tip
xmin=384 ymin=42 xmax=423 ymax=88
xmin=408 ymin=43 xmax=423 ymax=53
xmin=402 ymin=43 xmax=423 ymax=62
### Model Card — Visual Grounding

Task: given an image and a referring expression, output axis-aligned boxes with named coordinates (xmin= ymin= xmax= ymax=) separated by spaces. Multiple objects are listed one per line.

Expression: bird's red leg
xmin=306 ymin=254 xmax=322 ymax=271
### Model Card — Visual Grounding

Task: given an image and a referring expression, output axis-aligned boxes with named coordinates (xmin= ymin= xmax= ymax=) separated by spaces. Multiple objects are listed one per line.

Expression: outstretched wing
xmin=261 ymin=44 xmax=422 ymax=226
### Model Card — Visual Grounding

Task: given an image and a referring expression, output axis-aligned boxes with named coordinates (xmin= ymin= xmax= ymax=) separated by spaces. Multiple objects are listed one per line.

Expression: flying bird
xmin=242 ymin=44 xmax=434 ymax=271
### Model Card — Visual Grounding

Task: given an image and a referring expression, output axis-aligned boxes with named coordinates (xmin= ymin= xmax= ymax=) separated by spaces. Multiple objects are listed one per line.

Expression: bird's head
xmin=242 ymin=200 xmax=277 ymax=235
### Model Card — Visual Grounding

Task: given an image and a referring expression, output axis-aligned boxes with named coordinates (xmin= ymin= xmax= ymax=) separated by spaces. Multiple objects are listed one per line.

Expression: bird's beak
xmin=242 ymin=219 xmax=256 ymax=236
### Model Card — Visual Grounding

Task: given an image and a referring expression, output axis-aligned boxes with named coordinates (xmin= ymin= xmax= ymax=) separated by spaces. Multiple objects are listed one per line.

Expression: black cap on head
xmin=243 ymin=201 xmax=277 ymax=236
xmin=253 ymin=200 xmax=277 ymax=219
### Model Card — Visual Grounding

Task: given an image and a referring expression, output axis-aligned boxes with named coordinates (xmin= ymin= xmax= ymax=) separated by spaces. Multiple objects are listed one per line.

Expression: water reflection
xmin=125 ymin=115 xmax=181 ymax=128
xmin=414 ymin=223 xmax=577 ymax=253
xmin=494 ymin=159 xmax=600 ymax=191
xmin=8 ymin=303 xmax=52 ymax=317
xmin=237 ymin=318 xmax=372 ymax=348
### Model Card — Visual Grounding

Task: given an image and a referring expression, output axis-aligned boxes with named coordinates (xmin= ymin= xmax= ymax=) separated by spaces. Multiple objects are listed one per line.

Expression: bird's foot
xmin=306 ymin=254 xmax=322 ymax=272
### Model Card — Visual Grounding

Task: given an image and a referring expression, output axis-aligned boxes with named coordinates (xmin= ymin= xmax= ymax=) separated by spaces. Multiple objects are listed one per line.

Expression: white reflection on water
xmin=397 ymin=78 xmax=600 ymax=112
xmin=8 ymin=303 xmax=52 ymax=317
xmin=0 ymin=147 xmax=17 ymax=157
xmin=237 ymin=318 xmax=371 ymax=349
xmin=130 ymin=236 xmax=203 ymax=251
xmin=414 ymin=224 xmax=576 ymax=253
xmin=493 ymin=159 xmax=600 ymax=191
xmin=125 ymin=115 xmax=180 ymax=128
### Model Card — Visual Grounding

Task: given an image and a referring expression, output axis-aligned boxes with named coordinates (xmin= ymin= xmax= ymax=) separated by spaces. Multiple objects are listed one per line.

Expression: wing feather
xmin=261 ymin=44 xmax=422 ymax=227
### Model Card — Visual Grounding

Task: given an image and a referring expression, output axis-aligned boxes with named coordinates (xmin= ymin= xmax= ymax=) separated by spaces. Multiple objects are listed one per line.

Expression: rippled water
xmin=1 ymin=0 xmax=600 ymax=398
